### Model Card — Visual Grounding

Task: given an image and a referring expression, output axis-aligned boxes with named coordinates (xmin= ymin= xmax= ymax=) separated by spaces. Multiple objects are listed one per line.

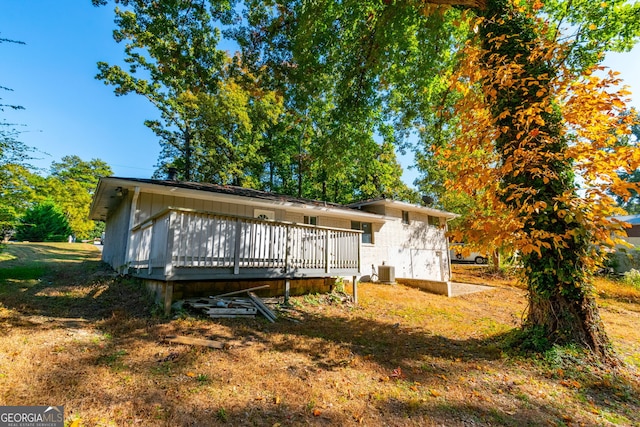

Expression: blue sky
xmin=1 ymin=1 xmax=639 ymax=186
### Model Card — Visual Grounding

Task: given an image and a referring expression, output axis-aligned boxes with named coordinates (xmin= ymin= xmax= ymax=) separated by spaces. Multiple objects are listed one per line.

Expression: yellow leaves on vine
xmin=439 ymin=10 xmax=638 ymax=261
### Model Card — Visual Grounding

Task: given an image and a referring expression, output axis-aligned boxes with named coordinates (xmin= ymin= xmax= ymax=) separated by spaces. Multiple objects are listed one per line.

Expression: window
xmin=254 ymin=209 xmax=275 ymax=220
xmin=351 ymin=221 xmax=373 ymax=244
xmin=402 ymin=211 xmax=410 ymax=225
xmin=428 ymin=215 xmax=440 ymax=227
xmin=304 ymin=215 xmax=318 ymax=225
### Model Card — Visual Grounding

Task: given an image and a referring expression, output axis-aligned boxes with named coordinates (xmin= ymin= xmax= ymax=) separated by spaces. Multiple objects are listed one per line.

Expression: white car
xmin=450 ymin=245 xmax=488 ymax=264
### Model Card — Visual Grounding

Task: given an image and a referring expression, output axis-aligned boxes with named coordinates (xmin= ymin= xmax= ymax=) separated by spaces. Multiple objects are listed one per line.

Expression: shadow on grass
xmin=0 ymin=253 xmax=157 ymax=325
xmin=1 ymin=244 xmax=638 ymax=426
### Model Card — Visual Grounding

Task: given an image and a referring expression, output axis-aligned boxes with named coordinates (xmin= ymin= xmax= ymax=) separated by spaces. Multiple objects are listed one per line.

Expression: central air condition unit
xmin=378 ymin=265 xmax=395 ymax=284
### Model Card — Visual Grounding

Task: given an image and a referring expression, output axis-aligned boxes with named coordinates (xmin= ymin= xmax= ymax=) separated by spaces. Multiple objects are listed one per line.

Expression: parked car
xmin=450 ymin=244 xmax=488 ymax=264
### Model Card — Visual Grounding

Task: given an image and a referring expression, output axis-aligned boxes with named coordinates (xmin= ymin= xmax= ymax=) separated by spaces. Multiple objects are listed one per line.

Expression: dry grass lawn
xmin=0 ymin=242 xmax=638 ymax=426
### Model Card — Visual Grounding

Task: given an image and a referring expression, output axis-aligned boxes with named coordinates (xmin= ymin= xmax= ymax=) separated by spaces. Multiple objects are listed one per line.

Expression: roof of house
xmin=613 ymin=214 xmax=640 ymax=225
xmin=89 ymin=177 xmax=458 ymax=223
xmin=347 ymin=198 xmax=459 ymax=220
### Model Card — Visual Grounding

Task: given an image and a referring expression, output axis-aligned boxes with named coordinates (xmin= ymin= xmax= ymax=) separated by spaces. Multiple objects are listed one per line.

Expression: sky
xmin=1 ymin=1 xmax=639 ymax=187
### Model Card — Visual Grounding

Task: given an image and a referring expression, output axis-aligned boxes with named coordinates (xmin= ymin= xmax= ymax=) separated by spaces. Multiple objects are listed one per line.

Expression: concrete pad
xmin=449 ymin=282 xmax=495 ymax=297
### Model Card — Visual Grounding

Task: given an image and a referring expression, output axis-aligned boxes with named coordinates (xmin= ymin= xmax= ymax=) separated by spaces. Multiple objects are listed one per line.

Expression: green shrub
xmin=15 ymin=201 xmax=72 ymax=242
xmin=622 ymin=269 xmax=640 ymax=289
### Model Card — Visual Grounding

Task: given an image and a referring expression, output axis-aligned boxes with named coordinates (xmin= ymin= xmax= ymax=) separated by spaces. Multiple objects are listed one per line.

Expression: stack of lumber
xmin=182 ymin=285 xmax=277 ymax=322
xmin=183 ymin=297 xmax=258 ymax=318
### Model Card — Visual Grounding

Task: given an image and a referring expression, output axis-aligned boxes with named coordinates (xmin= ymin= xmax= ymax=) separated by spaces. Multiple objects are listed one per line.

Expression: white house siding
xmin=319 ymin=217 xmax=351 ymax=229
xmin=284 ymin=212 xmax=302 ymax=223
xmin=281 ymin=211 xmax=351 ymax=230
xmin=627 ymin=236 xmax=640 ymax=247
xmin=129 ymin=192 xmax=452 ymax=282
xmin=102 ymin=192 xmax=133 ymax=270
xmin=134 ymin=192 xmax=289 ymax=224
xmin=360 ymin=212 xmax=450 ymax=282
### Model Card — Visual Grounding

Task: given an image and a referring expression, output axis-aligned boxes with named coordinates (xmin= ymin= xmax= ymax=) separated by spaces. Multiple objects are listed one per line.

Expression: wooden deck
xmin=126 ymin=207 xmax=362 ymax=281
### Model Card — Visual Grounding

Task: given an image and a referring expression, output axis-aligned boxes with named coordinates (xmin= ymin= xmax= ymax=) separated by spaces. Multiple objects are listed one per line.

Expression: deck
xmin=126 ymin=207 xmax=362 ymax=281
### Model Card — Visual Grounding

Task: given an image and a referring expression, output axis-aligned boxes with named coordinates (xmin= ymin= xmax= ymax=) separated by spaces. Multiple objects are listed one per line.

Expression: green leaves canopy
xmin=96 ymin=0 xmax=232 ymax=181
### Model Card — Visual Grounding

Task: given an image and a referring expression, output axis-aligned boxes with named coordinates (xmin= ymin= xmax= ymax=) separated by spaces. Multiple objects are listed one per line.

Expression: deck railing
xmin=127 ymin=207 xmax=361 ymax=279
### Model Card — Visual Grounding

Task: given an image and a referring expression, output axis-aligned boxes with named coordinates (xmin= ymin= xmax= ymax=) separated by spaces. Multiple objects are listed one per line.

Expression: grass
xmin=0 ymin=242 xmax=639 ymax=426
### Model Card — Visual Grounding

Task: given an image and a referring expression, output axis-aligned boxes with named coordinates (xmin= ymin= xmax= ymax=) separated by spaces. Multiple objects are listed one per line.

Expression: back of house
xmin=89 ymin=177 xmax=457 ymax=300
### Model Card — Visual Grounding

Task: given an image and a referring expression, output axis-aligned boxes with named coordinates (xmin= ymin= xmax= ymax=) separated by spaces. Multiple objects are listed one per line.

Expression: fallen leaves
xmin=429 ymin=389 xmax=443 ymax=397
xmin=560 ymin=379 xmax=582 ymax=389
xmin=390 ymin=367 xmax=404 ymax=379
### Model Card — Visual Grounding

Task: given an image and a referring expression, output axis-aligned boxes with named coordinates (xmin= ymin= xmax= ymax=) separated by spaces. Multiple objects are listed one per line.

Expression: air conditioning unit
xmin=378 ymin=265 xmax=395 ymax=284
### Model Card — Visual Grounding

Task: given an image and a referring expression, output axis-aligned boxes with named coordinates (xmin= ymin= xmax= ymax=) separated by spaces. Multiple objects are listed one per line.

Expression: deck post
xmin=148 ymin=219 xmax=156 ymax=274
xmin=352 ymin=276 xmax=358 ymax=305
xmin=123 ymin=186 xmax=140 ymax=274
xmin=164 ymin=211 xmax=175 ymax=278
xmin=284 ymin=279 xmax=290 ymax=304
xmin=164 ymin=281 xmax=174 ymax=315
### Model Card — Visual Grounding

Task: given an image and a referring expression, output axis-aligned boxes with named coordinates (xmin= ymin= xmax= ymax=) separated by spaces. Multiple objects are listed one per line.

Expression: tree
xmin=94 ymin=0 xmax=232 ymax=181
xmin=188 ymin=60 xmax=284 ymax=186
xmin=49 ymin=155 xmax=112 ymax=193
xmin=1 ymin=35 xmax=39 ymax=240
xmin=435 ymin=0 xmax=639 ymax=360
xmin=236 ymin=0 xmax=419 ymax=203
xmin=43 ymin=156 xmax=113 ymax=240
xmin=0 ymin=163 xmax=43 ymax=241
xmin=15 ymin=201 xmax=72 ymax=243
xmin=240 ymin=0 xmax=640 ymax=363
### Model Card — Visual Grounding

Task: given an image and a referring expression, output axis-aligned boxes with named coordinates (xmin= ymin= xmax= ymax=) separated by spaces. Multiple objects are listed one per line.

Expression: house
xmin=611 ymin=214 xmax=640 ymax=273
xmin=89 ymin=177 xmax=457 ymax=312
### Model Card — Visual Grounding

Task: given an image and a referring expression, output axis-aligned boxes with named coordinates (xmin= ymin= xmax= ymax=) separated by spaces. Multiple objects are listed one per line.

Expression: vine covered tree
xmin=438 ymin=0 xmax=639 ymax=361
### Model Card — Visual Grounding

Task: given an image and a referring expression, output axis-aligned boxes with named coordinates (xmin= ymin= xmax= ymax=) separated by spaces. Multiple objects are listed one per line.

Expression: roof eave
xmin=90 ymin=177 xmax=386 ymax=222
xmin=348 ymin=198 xmax=459 ymax=220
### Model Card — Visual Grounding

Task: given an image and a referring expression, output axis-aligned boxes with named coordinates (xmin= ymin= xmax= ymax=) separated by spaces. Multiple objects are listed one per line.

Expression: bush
xmin=622 ymin=269 xmax=640 ymax=290
xmin=15 ymin=201 xmax=72 ymax=242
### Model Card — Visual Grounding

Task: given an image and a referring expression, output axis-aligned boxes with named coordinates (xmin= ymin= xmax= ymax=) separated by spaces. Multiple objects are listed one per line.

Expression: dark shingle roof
xmin=112 ymin=177 xmax=346 ymax=208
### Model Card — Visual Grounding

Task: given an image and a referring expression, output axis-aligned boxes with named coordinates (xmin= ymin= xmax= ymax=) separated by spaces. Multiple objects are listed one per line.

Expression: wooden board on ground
xmin=209 ymin=284 xmax=270 ymax=299
xmin=181 ymin=287 xmax=278 ymax=322
xmin=164 ymin=335 xmax=227 ymax=349
xmin=248 ymin=292 xmax=277 ymax=322
xmin=205 ymin=307 xmax=257 ymax=315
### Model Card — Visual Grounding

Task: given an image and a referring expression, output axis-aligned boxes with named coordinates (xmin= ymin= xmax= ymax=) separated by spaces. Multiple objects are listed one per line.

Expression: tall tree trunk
xmin=490 ymin=250 xmax=500 ymax=273
xmin=479 ymin=0 xmax=614 ymax=362
xmin=184 ymin=123 xmax=192 ymax=182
